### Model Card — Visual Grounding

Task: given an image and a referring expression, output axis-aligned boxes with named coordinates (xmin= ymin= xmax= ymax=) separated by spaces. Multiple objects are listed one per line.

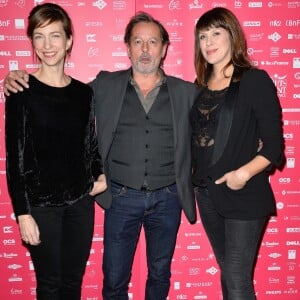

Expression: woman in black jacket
xmin=191 ymin=7 xmax=284 ymax=300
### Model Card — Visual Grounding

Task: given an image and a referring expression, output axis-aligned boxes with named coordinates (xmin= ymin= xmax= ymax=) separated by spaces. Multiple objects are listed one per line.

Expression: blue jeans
xmin=195 ymin=187 xmax=267 ymax=300
xmin=28 ymin=195 xmax=95 ymax=300
xmin=102 ymin=181 xmax=182 ymax=300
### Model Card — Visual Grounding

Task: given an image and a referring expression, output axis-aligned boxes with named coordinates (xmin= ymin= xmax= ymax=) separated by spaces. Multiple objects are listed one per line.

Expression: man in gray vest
xmin=4 ymin=12 xmax=199 ymax=300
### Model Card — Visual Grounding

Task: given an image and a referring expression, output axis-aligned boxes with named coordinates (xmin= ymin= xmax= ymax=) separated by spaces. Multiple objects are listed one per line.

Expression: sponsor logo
xmin=267 ymin=228 xmax=278 ymax=233
xmin=283 ymin=49 xmax=297 ymax=54
xmin=268 ymin=264 xmax=281 ymax=271
xmin=270 ymin=20 xmax=281 ymax=26
xmin=243 ymin=21 xmax=261 ymax=26
xmin=8 ymin=264 xmax=22 ymax=270
xmin=286 ymin=228 xmax=300 ymax=232
xmin=14 ymin=19 xmax=25 ymax=29
xmin=261 ymin=60 xmax=288 ymax=66
xmin=288 ymin=1 xmax=300 ymax=9
xmin=288 ymin=250 xmax=296 ymax=259
xmin=15 ymin=50 xmax=31 ymax=56
xmin=279 ymin=177 xmax=291 ymax=183
xmin=86 ymin=34 xmax=96 ymax=43
xmin=189 ymin=1 xmax=203 ymax=9
xmin=269 ymin=253 xmax=281 ymax=259
xmin=286 ymin=20 xmax=300 ymax=26
xmin=286 ymin=241 xmax=300 ymax=246
xmin=0 ymin=252 xmax=18 ymax=258
xmin=169 ymin=0 xmax=182 ymax=10
xmin=234 ymin=0 xmax=243 ymax=8
xmin=3 ymin=239 xmax=16 ymax=246
xmin=293 ymin=58 xmax=300 ymax=68
xmin=206 ymin=266 xmax=218 ymax=275
xmin=9 ymin=60 xmax=19 ymax=70
xmin=3 ymin=226 xmax=13 ymax=233
xmin=0 ymin=19 xmax=10 ymax=27
xmin=249 ymin=2 xmax=263 ymax=7
xmin=286 ymin=158 xmax=295 ymax=168
xmin=8 ymin=274 xmax=23 ymax=282
xmin=266 ymin=290 xmax=282 ymax=295
xmin=92 ymin=0 xmax=107 ymax=10
xmin=268 ymin=32 xmax=281 ymax=42
xmin=269 ymin=277 xmax=280 ymax=284
xmin=211 ymin=2 xmax=227 ymax=8
xmin=0 ymin=50 xmax=11 ymax=56
xmin=10 ymin=289 xmax=23 ymax=295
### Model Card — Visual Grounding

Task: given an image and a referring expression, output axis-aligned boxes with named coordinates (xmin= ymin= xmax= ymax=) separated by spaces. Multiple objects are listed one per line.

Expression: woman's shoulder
xmin=70 ymin=77 xmax=93 ymax=95
xmin=241 ymin=68 xmax=272 ymax=83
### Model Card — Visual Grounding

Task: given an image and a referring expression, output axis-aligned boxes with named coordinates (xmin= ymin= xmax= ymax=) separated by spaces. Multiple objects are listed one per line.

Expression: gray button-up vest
xmin=108 ymin=82 xmax=175 ymax=190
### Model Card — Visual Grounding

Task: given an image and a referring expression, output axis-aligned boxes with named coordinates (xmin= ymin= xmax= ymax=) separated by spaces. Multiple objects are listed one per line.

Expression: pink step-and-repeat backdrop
xmin=0 ymin=1 xmax=299 ymax=299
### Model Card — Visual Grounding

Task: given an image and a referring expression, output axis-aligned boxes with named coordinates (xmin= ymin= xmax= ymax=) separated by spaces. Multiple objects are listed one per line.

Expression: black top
xmin=190 ymin=87 xmax=227 ymax=187
xmin=5 ymin=75 xmax=103 ymax=216
xmin=189 ymin=69 xmax=284 ymax=219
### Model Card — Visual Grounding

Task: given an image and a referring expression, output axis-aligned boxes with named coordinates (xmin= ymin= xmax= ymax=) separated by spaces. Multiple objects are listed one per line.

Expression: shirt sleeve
xmin=5 ymin=93 xmax=31 ymax=216
xmin=246 ymin=69 xmax=284 ymax=167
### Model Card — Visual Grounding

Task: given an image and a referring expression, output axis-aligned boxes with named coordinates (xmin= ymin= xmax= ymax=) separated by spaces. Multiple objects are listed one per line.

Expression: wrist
xmin=17 ymin=214 xmax=32 ymax=221
xmin=236 ymin=167 xmax=251 ymax=182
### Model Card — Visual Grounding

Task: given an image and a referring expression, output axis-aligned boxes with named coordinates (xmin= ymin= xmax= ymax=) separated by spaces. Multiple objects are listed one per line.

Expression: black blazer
xmin=207 ymin=69 xmax=284 ymax=219
xmin=90 ymin=69 xmax=199 ymax=223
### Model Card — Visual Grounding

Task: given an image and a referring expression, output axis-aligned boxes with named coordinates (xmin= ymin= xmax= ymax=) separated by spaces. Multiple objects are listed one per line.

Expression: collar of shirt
xmin=129 ymin=69 xmax=166 ymax=113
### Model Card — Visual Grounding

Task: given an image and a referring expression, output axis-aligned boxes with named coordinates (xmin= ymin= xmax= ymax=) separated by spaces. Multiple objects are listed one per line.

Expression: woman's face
xmin=198 ymin=26 xmax=232 ymax=70
xmin=32 ymin=21 xmax=72 ymax=67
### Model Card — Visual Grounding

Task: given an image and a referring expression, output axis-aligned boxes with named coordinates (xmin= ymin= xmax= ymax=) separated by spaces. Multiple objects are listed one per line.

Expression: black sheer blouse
xmin=190 ymin=87 xmax=227 ymax=187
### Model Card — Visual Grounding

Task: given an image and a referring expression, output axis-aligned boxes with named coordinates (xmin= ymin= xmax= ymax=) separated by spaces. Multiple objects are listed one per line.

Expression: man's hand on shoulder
xmin=4 ymin=70 xmax=30 ymax=96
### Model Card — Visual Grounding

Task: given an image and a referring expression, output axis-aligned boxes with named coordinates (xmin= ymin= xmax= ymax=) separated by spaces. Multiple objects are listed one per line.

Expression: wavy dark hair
xmin=27 ymin=3 xmax=73 ymax=55
xmin=194 ymin=7 xmax=252 ymax=87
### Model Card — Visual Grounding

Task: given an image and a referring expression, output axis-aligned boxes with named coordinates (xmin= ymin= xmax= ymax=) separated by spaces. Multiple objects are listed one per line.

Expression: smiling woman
xmin=191 ymin=7 xmax=284 ymax=300
xmin=5 ymin=3 xmax=106 ymax=299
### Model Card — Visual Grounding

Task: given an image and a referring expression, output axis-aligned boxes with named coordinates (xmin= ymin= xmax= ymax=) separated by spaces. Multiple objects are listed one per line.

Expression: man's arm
xmin=4 ymin=70 xmax=30 ymax=96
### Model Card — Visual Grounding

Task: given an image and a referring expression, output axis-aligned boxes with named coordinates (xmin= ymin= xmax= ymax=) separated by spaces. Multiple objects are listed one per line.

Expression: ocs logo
xmin=3 ymin=239 xmax=16 ymax=245
xmin=279 ymin=177 xmax=291 ymax=183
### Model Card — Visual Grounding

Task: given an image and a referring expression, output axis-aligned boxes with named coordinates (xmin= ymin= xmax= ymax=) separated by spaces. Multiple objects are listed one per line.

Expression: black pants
xmin=28 ymin=195 xmax=95 ymax=300
xmin=195 ymin=187 xmax=267 ymax=300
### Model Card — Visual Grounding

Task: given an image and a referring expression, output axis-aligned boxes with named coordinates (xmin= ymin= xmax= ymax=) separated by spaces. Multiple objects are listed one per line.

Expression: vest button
xmin=145 ymin=172 xmax=148 ymax=176
xmin=145 ymin=158 xmax=148 ymax=162
xmin=145 ymin=144 xmax=149 ymax=148
xmin=145 ymin=129 xmax=149 ymax=134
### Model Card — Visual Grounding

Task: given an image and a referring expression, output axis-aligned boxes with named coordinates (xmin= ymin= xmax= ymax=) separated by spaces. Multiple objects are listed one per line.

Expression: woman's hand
xmin=89 ymin=174 xmax=107 ymax=196
xmin=17 ymin=214 xmax=41 ymax=246
xmin=215 ymin=168 xmax=250 ymax=190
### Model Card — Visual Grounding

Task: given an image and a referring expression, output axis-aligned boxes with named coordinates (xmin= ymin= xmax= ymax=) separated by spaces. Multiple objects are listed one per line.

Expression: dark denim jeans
xmin=102 ymin=181 xmax=182 ymax=300
xmin=28 ymin=195 xmax=95 ymax=300
xmin=195 ymin=187 xmax=267 ymax=300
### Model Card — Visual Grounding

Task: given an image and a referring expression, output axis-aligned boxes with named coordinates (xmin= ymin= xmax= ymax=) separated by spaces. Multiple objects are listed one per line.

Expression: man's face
xmin=127 ymin=21 xmax=167 ymax=75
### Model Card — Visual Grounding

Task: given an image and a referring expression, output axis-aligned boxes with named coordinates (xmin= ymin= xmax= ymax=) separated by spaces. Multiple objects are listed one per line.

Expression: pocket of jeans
xmin=110 ymin=182 xmax=126 ymax=198
xmin=165 ymin=184 xmax=178 ymax=195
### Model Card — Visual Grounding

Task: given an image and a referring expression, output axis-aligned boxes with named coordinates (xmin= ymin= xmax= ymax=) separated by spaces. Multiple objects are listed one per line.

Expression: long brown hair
xmin=194 ymin=7 xmax=252 ymax=87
